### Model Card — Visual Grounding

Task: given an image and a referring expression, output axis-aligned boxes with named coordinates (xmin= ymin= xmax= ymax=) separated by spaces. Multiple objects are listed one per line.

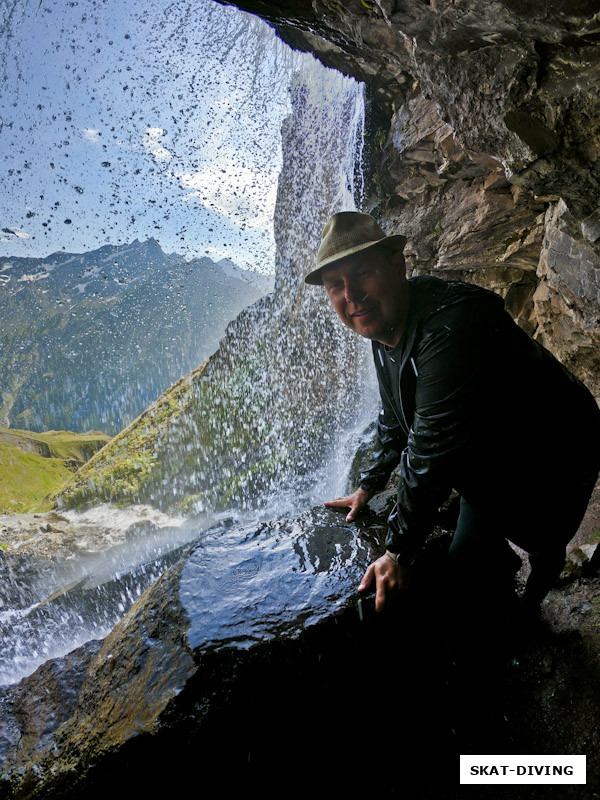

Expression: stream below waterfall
xmin=1 ymin=1 xmax=378 ymax=688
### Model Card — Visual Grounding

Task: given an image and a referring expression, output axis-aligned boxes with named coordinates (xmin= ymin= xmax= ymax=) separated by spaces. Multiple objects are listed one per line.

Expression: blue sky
xmin=0 ymin=0 xmax=305 ymax=271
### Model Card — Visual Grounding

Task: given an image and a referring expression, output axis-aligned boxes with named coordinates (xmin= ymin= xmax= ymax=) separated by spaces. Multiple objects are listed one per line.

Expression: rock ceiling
xmin=219 ymin=0 xmax=600 ymax=396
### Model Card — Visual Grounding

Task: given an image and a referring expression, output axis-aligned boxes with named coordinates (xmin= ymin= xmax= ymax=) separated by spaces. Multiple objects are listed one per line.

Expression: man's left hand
xmin=359 ymin=553 xmax=410 ymax=612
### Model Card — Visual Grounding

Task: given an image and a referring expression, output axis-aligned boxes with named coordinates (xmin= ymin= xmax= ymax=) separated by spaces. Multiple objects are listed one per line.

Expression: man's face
xmin=321 ymin=247 xmax=408 ymax=347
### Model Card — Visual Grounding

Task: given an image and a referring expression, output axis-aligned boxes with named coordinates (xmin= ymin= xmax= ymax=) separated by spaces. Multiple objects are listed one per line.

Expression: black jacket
xmin=359 ymin=276 xmax=600 ymax=558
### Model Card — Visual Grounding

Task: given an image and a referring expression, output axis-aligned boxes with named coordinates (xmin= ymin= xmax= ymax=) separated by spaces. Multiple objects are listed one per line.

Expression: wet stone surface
xmin=0 ymin=507 xmax=213 ymax=686
xmin=1 ymin=498 xmax=600 ymax=798
xmin=0 ymin=505 xmax=388 ymax=798
xmin=180 ymin=508 xmax=382 ymax=652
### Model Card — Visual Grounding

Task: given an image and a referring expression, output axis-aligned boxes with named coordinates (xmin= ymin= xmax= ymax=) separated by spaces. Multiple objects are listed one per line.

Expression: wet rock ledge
xmin=0 ymin=506 xmax=392 ymax=797
xmin=1 ymin=497 xmax=600 ymax=798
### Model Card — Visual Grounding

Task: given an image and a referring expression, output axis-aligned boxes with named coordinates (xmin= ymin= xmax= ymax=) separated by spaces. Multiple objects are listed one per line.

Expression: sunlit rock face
xmin=192 ymin=71 xmax=372 ymax=514
xmin=220 ymin=0 xmax=600 ymax=398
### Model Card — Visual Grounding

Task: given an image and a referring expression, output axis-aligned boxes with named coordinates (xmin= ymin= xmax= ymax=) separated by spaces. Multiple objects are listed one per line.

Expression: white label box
xmin=460 ymin=755 xmax=586 ymax=784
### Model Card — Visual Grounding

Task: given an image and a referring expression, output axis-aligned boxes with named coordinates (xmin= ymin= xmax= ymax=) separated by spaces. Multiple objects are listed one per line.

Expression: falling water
xmin=0 ymin=15 xmax=376 ymax=686
xmin=139 ymin=65 xmax=375 ymax=519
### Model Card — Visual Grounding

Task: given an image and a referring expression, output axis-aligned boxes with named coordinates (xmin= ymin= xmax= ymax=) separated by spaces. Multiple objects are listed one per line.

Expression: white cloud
xmin=203 ymin=245 xmax=234 ymax=261
xmin=143 ymin=127 xmax=172 ymax=162
xmin=175 ymin=163 xmax=277 ymax=233
xmin=82 ymin=128 xmax=100 ymax=142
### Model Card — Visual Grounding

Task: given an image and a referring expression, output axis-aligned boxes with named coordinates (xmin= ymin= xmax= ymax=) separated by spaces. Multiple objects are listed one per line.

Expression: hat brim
xmin=304 ymin=234 xmax=407 ymax=285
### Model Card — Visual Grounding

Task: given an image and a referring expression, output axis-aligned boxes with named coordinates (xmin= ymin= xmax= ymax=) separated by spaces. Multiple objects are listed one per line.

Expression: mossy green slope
xmin=56 ymin=362 xmax=209 ymax=511
xmin=55 ymin=285 xmax=361 ymax=518
xmin=0 ymin=442 xmax=73 ymax=513
xmin=0 ymin=429 xmax=110 ymax=513
xmin=0 ymin=429 xmax=111 ymax=461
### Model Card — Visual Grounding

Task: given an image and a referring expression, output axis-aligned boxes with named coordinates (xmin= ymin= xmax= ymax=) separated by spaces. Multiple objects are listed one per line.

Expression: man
xmin=306 ymin=211 xmax=600 ymax=620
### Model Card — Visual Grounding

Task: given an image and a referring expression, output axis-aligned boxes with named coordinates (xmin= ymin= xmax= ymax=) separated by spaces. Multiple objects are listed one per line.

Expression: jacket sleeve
xmin=358 ymin=359 xmax=407 ymax=494
xmin=385 ymin=302 xmax=497 ymax=557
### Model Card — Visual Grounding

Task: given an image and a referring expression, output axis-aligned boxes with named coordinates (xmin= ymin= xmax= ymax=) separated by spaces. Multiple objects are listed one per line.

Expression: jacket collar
xmin=372 ymin=274 xmax=505 ymax=370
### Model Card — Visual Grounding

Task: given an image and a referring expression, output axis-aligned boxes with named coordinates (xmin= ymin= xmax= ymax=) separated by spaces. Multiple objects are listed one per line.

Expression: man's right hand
xmin=359 ymin=553 xmax=410 ymax=612
xmin=324 ymin=487 xmax=373 ymax=522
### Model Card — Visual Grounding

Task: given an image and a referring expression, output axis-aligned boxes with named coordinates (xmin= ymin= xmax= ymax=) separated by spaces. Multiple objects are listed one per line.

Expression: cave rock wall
xmin=219 ymin=0 xmax=600 ymax=396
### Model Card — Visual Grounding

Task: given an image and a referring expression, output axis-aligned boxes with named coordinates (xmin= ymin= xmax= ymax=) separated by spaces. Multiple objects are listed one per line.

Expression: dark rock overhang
xmin=216 ymin=0 xmax=600 ymax=213
xmin=216 ymin=0 xmax=600 ymax=399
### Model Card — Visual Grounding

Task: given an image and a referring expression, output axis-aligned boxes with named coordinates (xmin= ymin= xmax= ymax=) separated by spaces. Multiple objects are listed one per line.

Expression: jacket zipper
xmin=377 ymin=344 xmax=410 ymax=437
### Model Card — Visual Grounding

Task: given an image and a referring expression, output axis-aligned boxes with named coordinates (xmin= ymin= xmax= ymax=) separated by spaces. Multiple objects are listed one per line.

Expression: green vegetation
xmin=56 ymin=339 xmax=299 ymax=514
xmin=2 ymin=429 xmax=111 ymax=462
xmin=374 ymin=128 xmax=387 ymax=149
xmin=2 ymin=242 xmax=270 ymax=436
xmin=0 ymin=428 xmax=110 ymax=513
xmin=57 ymin=363 xmax=208 ymax=510
xmin=214 ymin=451 xmax=288 ymax=509
xmin=0 ymin=441 xmax=73 ymax=513
xmin=54 ymin=295 xmax=357 ymax=516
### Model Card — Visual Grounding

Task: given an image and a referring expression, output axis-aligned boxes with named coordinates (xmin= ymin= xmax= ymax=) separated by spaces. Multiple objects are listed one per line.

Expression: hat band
xmin=317 ymin=237 xmax=387 ymax=269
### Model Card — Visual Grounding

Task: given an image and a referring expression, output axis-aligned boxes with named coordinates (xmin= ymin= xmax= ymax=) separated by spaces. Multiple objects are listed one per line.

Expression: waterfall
xmin=150 ymin=62 xmax=375 ymax=520
xmin=0 ymin=30 xmax=375 ymax=687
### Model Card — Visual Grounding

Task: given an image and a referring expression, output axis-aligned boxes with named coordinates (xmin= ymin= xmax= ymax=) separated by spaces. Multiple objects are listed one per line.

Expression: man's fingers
xmin=323 ymin=496 xmax=351 ymax=508
xmin=359 ymin=555 xmax=408 ymax=613
xmin=375 ymin=576 xmax=387 ymax=613
xmin=358 ymin=563 xmax=374 ymax=592
xmin=326 ymin=489 xmax=371 ymax=521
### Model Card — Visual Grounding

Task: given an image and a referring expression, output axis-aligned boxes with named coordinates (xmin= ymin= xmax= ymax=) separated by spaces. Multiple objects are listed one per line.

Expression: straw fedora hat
xmin=305 ymin=211 xmax=407 ymax=285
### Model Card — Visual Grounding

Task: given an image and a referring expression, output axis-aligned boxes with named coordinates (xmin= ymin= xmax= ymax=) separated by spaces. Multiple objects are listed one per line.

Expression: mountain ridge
xmin=0 ymin=239 xmax=273 ymax=435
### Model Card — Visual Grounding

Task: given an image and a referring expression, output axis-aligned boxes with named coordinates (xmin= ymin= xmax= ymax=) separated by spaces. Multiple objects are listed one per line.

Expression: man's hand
xmin=359 ymin=553 xmax=410 ymax=613
xmin=324 ymin=487 xmax=373 ymax=522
